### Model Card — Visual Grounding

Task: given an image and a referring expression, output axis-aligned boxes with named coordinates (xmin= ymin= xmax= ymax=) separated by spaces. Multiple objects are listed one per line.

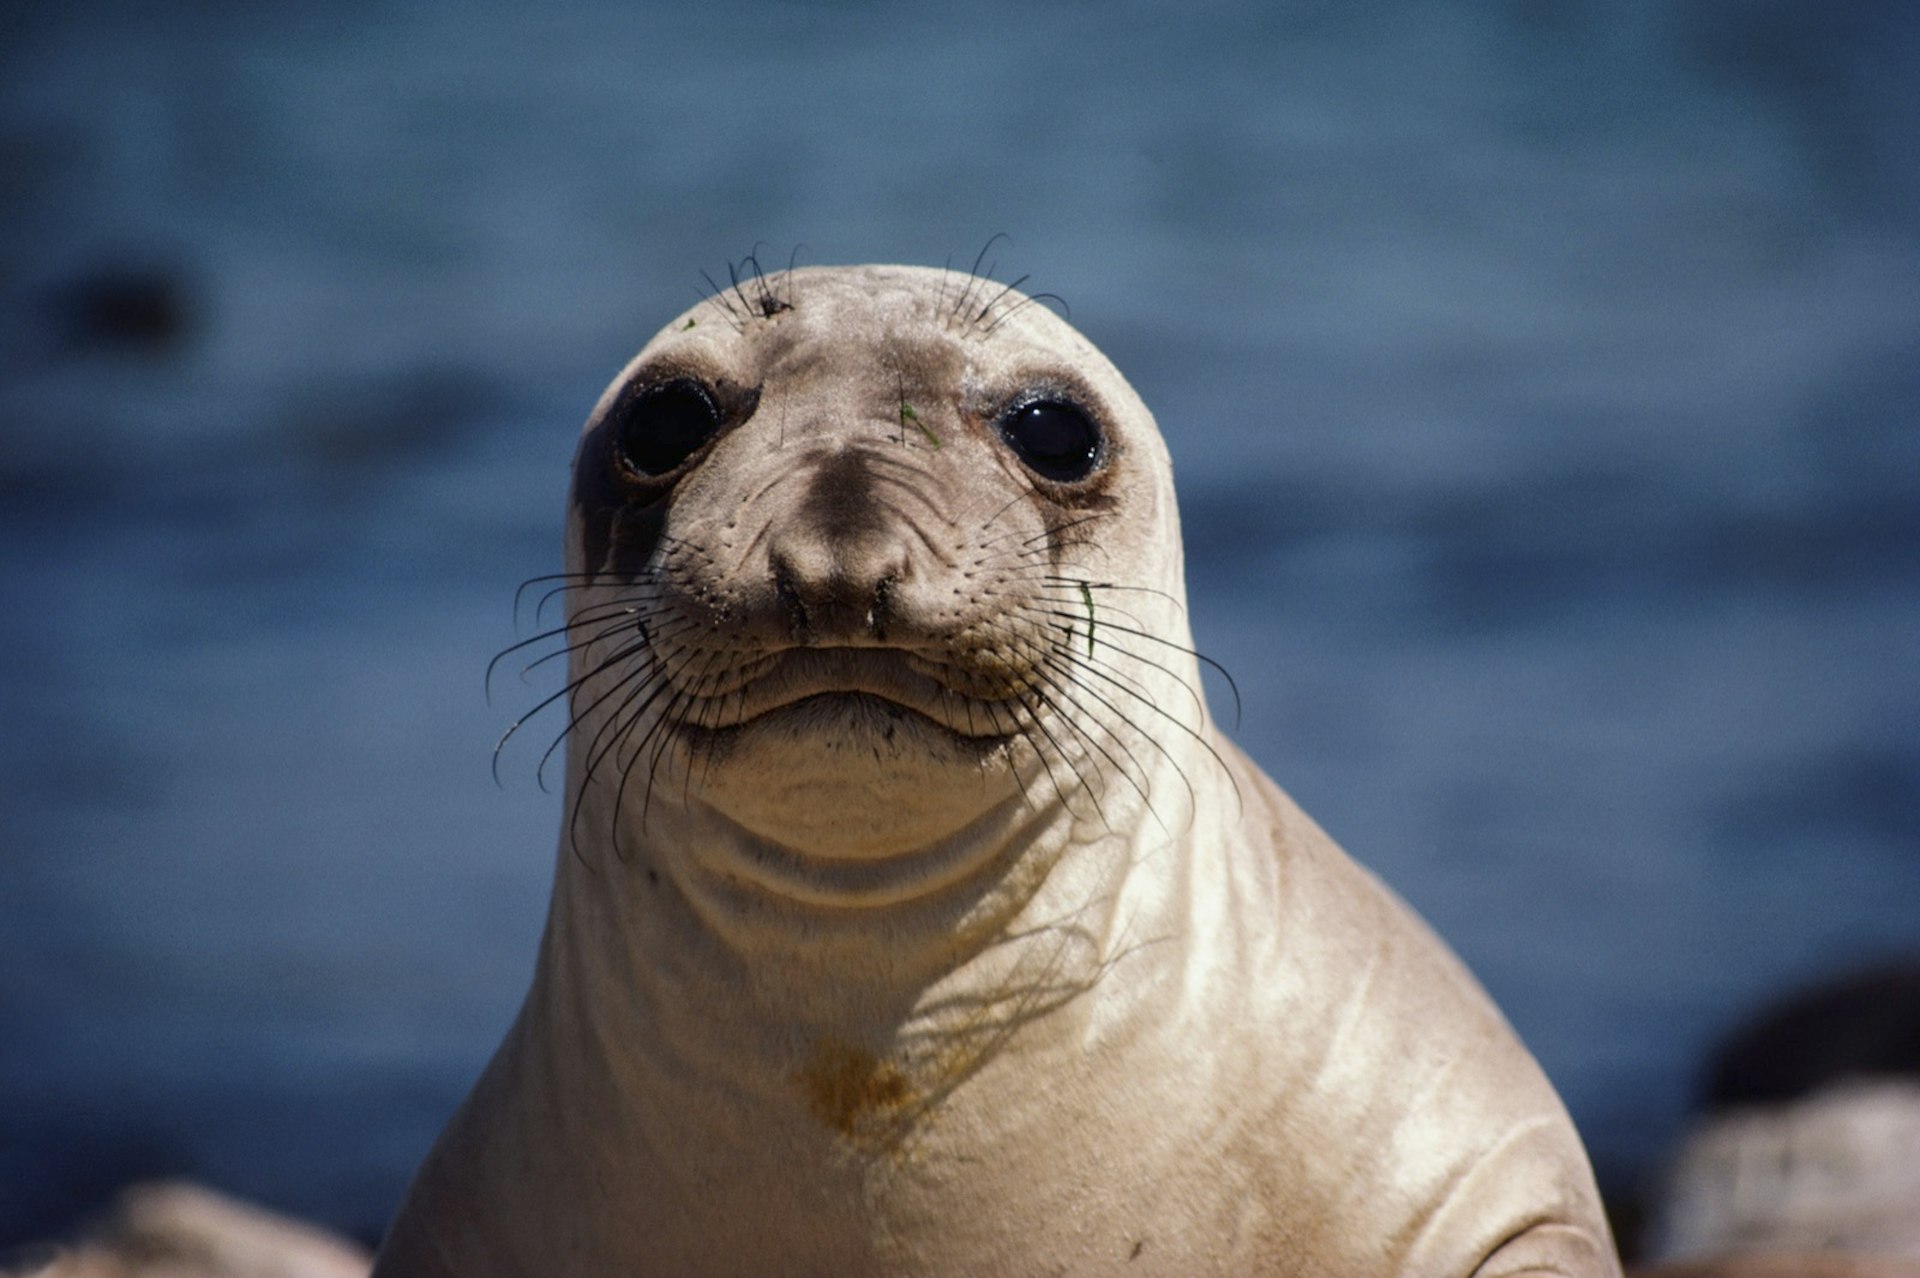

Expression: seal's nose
xmin=766 ymin=448 xmax=909 ymax=644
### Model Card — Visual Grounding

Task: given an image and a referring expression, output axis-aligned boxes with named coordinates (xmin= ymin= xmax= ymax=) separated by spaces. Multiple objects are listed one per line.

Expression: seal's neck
xmin=407 ymin=722 xmax=1236 ymax=1275
xmin=390 ymin=754 xmax=1215 ymax=1276
xmin=519 ymin=760 xmax=1187 ymax=1133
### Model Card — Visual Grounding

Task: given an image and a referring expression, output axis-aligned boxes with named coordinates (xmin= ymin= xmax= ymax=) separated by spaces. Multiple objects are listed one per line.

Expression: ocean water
xmin=2 ymin=0 xmax=1917 ymax=1249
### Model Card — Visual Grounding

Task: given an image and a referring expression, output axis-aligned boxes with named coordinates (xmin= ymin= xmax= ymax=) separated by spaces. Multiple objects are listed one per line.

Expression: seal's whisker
xmin=487 ymin=601 xmax=675 ymax=700
xmin=973 ymin=492 xmax=1033 ymax=538
xmin=489 ymin=605 xmax=638 ymax=695
xmin=528 ymin=590 xmax=668 ymax=644
xmin=1000 ymin=679 xmax=1109 ymax=826
xmin=947 ymin=235 xmax=1009 ymax=329
xmin=697 ymin=268 xmax=749 ymax=335
xmin=1023 ymin=595 xmax=1204 ymax=724
xmin=514 ymin=572 xmax=660 ymax=623
xmin=1005 ymin=619 xmax=1190 ymax=825
xmin=973 ymin=510 xmax=1095 ymax=553
xmin=990 ymin=709 xmax=1043 ymax=815
xmin=980 ymin=289 xmax=1068 ymax=335
xmin=1026 ymin=603 xmax=1242 ymax=729
xmin=550 ymin=615 xmax=711 ymax=795
xmin=936 ymin=251 xmax=955 ymax=319
xmin=552 ymin=649 xmax=681 ymax=798
xmin=538 ymin=644 xmax=677 ymax=796
xmin=556 ymin=679 xmax=659 ymax=833
xmin=1016 ymin=666 xmax=1164 ymax=836
xmin=970 ymin=536 xmax=1106 ymax=581
xmin=1061 ymin=637 xmax=1191 ymax=730
xmin=493 ymin=635 xmax=652 ymax=788
xmin=514 ymin=619 xmax=639 ymax=684
xmin=1007 ymin=681 xmax=1118 ymax=831
xmin=635 ymin=679 xmax=724 ymax=837
xmin=911 ymin=473 xmax=1025 ymax=538
xmin=717 ymin=248 xmax=794 ymax=324
xmin=726 ymin=255 xmax=763 ymax=325
xmin=512 ymin=570 xmax=614 ymax=625
xmin=606 ymin=697 xmax=676 ymax=858
xmin=1030 ymin=653 xmax=1193 ymax=833
xmin=1039 ymin=575 xmax=1189 ymax=617
xmin=567 ymin=673 xmax=670 ymax=866
xmin=1027 ymin=583 xmax=1159 ymax=644
xmin=600 ymin=638 xmax=724 ymax=775
xmin=1037 ymin=635 xmax=1240 ymax=817
xmin=1023 ymin=607 xmax=1173 ymax=716
xmin=970 ymin=273 xmax=1030 ymax=328
xmin=533 ymin=580 xmax=669 ymax=627
xmin=1033 ymin=623 xmax=1209 ymax=743
xmin=491 ymin=602 xmax=694 ymax=717
xmin=568 ymin=649 xmax=725 ymax=860
xmin=971 ymin=509 xmax=1110 ymax=556
xmin=671 ymin=661 xmax=744 ymax=813
xmin=632 ymin=645 xmax=739 ymax=832
xmin=1010 ymin=716 xmax=1084 ymax=823
xmin=1029 ymin=510 xmax=1111 ymax=549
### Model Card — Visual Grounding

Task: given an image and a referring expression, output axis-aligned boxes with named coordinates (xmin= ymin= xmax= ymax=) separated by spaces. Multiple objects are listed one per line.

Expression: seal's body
xmin=373 ymin=265 xmax=1619 ymax=1276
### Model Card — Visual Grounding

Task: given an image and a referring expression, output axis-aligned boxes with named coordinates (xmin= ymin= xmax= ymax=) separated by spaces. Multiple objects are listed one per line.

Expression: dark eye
xmin=998 ymin=398 xmax=1103 ymax=483
xmin=613 ymin=379 xmax=722 ymax=477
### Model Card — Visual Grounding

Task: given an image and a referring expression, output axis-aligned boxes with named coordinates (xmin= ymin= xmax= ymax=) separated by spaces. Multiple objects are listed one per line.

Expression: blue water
xmin=3 ymin=0 xmax=1917 ymax=1248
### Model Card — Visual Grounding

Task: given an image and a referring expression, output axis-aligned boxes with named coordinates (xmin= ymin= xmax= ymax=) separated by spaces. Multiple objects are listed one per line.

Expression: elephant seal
xmin=372 ymin=264 xmax=1620 ymax=1276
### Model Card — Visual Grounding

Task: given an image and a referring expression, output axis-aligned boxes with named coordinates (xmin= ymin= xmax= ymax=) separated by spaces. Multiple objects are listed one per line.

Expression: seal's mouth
xmin=676 ymin=648 xmax=1026 ymax=741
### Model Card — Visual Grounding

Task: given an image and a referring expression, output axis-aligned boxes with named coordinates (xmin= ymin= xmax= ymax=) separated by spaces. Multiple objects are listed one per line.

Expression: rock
xmin=6 ymin=1181 xmax=369 ymax=1278
xmin=1652 ymin=1079 xmax=1920 ymax=1263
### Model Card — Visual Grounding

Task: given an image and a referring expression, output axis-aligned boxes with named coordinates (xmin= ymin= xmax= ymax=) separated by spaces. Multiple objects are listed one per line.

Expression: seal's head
xmin=559 ymin=265 xmax=1197 ymax=894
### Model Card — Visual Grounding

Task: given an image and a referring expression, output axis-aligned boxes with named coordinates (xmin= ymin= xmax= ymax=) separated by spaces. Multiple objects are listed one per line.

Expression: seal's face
xmin=560 ymin=265 xmax=1190 ymax=868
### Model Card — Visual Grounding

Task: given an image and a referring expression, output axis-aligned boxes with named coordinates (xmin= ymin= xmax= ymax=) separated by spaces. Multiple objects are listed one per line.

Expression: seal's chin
xmin=664 ymin=649 xmax=1031 ymax=862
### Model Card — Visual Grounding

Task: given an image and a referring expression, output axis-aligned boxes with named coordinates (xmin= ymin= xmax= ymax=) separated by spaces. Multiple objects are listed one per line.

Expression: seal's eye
xmin=613 ymin=379 xmax=722 ymax=477
xmin=998 ymin=398 xmax=1103 ymax=483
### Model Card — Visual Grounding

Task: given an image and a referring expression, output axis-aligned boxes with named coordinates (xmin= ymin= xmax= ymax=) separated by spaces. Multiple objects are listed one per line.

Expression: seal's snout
xmin=769 ymin=540 xmax=903 ymax=644
xmin=768 ymin=447 xmax=910 ymax=644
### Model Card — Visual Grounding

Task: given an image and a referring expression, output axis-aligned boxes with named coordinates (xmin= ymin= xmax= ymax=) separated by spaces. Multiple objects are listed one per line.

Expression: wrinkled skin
xmin=373 ymin=265 xmax=1621 ymax=1277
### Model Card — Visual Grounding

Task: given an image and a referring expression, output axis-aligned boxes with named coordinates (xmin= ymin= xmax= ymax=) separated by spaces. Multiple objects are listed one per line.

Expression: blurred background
xmin=3 ymin=0 xmax=1916 ymax=1257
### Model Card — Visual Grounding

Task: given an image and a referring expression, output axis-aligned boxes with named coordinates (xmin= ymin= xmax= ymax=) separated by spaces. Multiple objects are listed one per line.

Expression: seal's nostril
xmin=771 ymin=555 xmax=815 ymax=643
xmin=870 ymin=574 xmax=896 ymax=643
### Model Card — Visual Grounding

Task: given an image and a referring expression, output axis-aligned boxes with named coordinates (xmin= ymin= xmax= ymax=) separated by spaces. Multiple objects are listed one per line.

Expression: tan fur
xmin=373 ymin=265 xmax=1620 ymax=1276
